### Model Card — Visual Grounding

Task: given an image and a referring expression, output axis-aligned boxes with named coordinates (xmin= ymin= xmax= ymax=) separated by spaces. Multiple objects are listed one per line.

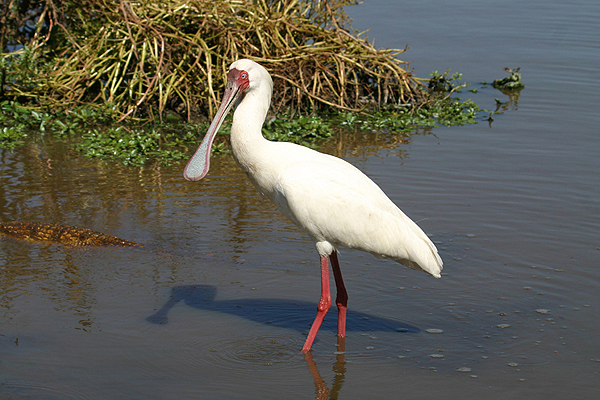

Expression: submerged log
xmin=0 ymin=221 xmax=141 ymax=247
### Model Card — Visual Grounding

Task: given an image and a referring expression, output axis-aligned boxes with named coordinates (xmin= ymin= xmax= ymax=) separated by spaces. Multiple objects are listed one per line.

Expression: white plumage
xmin=184 ymin=59 xmax=442 ymax=352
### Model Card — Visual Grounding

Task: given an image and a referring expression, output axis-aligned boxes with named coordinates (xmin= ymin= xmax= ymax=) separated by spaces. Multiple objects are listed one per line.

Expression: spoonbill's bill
xmin=184 ymin=59 xmax=443 ymax=352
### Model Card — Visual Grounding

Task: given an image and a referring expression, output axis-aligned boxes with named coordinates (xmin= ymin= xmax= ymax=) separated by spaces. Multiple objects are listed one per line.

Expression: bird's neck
xmin=230 ymin=90 xmax=271 ymax=174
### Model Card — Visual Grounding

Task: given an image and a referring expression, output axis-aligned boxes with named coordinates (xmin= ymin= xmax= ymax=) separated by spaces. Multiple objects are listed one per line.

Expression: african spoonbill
xmin=184 ymin=59 xmax=443 ymax=352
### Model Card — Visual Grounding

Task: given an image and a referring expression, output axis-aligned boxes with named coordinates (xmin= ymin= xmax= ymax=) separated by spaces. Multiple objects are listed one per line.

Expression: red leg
xmin=330 ymin=251 xmax=348 ymax=338
xmin=302 ymin=255 xmax=331 ymax=353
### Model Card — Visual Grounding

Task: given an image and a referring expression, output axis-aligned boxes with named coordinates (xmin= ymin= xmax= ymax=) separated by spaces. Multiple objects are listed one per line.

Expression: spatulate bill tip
xmin=183 ymin=158 xmax=210 ymax=181
xmin=183 ymin=172 xmax=202 ymax=182
xmin=183 ymin=165 xmax=208 ymax=181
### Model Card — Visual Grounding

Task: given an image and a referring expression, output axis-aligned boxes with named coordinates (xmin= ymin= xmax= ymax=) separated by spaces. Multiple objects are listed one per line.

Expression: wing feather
xmin=269 ymin=153 xmax=442 ymax=277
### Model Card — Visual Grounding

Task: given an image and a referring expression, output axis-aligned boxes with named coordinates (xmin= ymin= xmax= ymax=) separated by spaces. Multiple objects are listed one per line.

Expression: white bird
xmin=184 ymin=59 xmax=443 ymax=352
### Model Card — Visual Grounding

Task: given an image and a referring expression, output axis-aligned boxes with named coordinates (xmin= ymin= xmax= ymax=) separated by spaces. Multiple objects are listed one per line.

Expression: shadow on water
xmin=146 ymin=284 xmax=419 ymax=335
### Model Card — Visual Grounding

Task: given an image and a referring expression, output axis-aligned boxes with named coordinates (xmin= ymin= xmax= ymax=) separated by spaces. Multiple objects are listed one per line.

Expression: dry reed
xmin=2 ymin=0 xmax=428 ymax=121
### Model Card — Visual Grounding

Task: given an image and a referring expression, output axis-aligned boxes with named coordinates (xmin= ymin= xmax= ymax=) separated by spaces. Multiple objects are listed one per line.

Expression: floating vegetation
xmin=0 ymin=221 xmax=141 ymax=247
xmin=493 ymin=67 xmax=524 ymax=90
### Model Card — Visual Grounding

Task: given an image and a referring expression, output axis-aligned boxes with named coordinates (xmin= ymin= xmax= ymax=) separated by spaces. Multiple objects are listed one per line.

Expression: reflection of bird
xmin=184 ymin=59 xmax=443 ymax=352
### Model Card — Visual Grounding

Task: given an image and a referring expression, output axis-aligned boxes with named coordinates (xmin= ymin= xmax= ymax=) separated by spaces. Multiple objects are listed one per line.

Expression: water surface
xmin=1 ymin=0 xmax=599 ymax=398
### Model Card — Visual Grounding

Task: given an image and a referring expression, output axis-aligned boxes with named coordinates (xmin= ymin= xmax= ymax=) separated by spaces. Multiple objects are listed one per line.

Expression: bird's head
xmin=183 ymin=59 xmax=272 ymax=181
xmin=228 ymin=59 xmax=273 ymax=103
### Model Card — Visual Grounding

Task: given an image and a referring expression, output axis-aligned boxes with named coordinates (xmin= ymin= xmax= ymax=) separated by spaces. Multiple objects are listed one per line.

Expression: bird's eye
xmin=241 ymin=72 xmax=248 ymax=79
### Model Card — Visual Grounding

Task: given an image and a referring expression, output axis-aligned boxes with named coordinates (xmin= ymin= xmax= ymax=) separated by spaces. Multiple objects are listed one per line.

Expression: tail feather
xmin=388 ymin=213 xmax=443 ymax=278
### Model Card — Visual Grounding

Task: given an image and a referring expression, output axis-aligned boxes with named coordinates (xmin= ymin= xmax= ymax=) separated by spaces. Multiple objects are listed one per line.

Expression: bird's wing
xmin=270 ymin=155 xmax=442 ymax=277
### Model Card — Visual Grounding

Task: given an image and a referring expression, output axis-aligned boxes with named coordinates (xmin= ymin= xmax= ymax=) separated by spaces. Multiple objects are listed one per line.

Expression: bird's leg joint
xmin=335 ymin=292 xmax=348 ymax=309
xmin=317 ymin=296 xmax=331 ymax=312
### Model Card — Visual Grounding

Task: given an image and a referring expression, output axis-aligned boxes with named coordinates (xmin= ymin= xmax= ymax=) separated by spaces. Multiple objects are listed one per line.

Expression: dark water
xmin=1 ymin=0 xmax=598 ymax=398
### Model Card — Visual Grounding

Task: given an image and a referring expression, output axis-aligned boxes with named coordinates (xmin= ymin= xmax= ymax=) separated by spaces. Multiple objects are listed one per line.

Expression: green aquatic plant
xmin=0 ymin=87 xmax=483 ymax=165
xmin=77 ymin=127 xmax=187 ymax=166
xmin=493 ymin=67 xmax=524 ymax=89
xmin=263 ymin=114 xmax=333 ymax=147
xmin=0 ymin=125 xmax=27 ymax=149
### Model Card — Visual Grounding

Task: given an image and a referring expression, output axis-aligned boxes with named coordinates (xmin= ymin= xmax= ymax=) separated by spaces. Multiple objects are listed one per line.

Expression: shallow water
xmin=1 ymin=0 xmax=599 ymax=398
